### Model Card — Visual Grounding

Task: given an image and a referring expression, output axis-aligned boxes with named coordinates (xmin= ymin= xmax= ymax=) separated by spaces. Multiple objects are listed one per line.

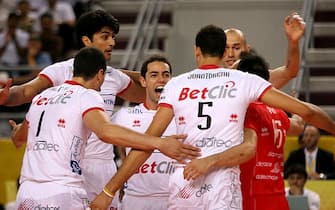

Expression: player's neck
xmin=197 ymin=56 xmax=223 ymax=67
xmin=144 ymin=100 xmax=158 ymax=110
xmin=72 ymin=77 xmax=97 ymax=90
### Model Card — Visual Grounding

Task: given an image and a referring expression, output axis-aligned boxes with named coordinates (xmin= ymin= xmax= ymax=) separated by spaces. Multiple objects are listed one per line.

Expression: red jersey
xmin=240 ymin=102 xmax=290 ymax=210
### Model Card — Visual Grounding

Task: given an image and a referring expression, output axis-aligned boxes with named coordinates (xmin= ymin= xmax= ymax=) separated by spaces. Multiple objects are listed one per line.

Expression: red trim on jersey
xmin=82 ymin=107 xmax=104 ymax=118
xmin=158 ymin=103 xmax=173 ymax=109
xmin=198 ymin=64 xmax=220 ymax=70
xmin=65 ymin=80 xmax=83 ymax=86
xmin=117 ymin=80 xmax=133 ymax=96
xmin=38 ymin=74 xmax=54 ymax=87
xmin=257 ymin=85 xmax=272 ymax=101
xmin=143 ymin=102 xmax=150 ymax=110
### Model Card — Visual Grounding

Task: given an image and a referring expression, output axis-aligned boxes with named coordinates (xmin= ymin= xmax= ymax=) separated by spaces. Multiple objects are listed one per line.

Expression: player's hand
xmin=284 ymin=12 xmax=305 ymax=43
xmin=183 ymin=158 xmax=211 ymax=180
xmin=0 ymin=78 xmax=12 ymax=105
xmin=89 ymin=192 xmax=114 ymax=210
xmin=159 ymin=134 xmax=201 ymax=163
xmin=9 ymin=119 xmax=25 ymax=148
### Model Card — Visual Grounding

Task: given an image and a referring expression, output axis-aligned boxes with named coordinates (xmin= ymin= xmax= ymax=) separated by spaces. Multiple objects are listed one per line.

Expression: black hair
xmin=40 ymin=12 xmax=53 ymax=21
xmin=75 ymin=10 xmax=119 ymax=48
xmin=285 ymin=164 xmax=308 ymax=180
xmin=140 ymin=55 xmax=172 ymax=77
xmin=73 ymin=47 xmax=106 ymax=80
xmin=8 ymin=12 xmax=20 ymax=20
xmin=237 ymin=52 xmax=270 ymax=81
xmin=195 ymin=25 xmax=226 ymax=58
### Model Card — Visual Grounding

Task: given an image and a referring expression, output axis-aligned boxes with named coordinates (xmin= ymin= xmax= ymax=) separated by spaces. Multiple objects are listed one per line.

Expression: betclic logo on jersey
xmin=33 ymin=90 xmax=74 ymax=106
xmin=178 ymin=81 xmax=237 ymax=101
xmin=135 ymin=161 xmax=176 ymax=174
xmin=195 ymin=137 xmax=232 ymax=148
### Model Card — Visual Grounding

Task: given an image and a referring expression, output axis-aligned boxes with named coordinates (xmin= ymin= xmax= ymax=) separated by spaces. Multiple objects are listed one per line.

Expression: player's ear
xmin=246 ymin=44 xmax=251 ymax=52
xmin=97 ymin=69 xmax=105 ymax=82
xmin=81 ymin=36 xmax=92 ymax=47
xmin=139 ymin=76 xmax=146 ymax=88
xmin=194 ymin=46 xmax=201 ymax=61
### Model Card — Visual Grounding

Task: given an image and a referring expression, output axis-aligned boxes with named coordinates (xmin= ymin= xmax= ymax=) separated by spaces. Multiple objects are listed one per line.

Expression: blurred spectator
xmin=15 ymin=0 xmax=38 ymax=33
xmin=40 ymin=0 xmax=76 ymax=27
xmin=26 ymin=0 xmax=47 ymax=13
xmin=285 ymin=124 xmax=335 ymax=179
xmin=0 ymin=12 xmax=29 ymax=68
xmin=71 ymin=0 xmax=104 ymax=19
xmin=0 ymin=0 xmax=12 ymax=31
xmin=13 ymin=34 xmax=52 ymax=85
xmin=24 ymin=34 xmax=52 ymax=67
xmin=38 ymin=13 xmax=63 ymax=62
xmin=298 ymin=133 xmax=305 ymax=148
xmin=285 ymin=164 xmax=320 ymax=210
xmin=34 ymin=0 xmax=76 ymax=56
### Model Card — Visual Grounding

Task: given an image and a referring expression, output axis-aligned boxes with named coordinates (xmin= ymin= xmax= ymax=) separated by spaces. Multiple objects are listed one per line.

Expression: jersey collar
xmin=65 ymin=80 xmax=83 ymax=86
xmin=198 ymin=64 xmax=220 ymax=70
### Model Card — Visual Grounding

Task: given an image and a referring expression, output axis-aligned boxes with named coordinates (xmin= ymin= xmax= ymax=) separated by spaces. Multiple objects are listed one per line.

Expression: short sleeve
xmin=158 ymin=78 xmax=176 ymax=109
xmin=244 ymin=103 xmax=259 ymax=131
xmin=39 ymin=59 xmax=74 ymax=87
xmin=100 ymin=67 xmax=132 ymax=95
xmin=80 ymin=90 xmax=105 ymax=118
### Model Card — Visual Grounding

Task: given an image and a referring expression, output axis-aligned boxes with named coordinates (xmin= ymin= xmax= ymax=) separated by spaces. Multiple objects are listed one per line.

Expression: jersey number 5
xmin=197 ymin=102 xmax=213 ymax=130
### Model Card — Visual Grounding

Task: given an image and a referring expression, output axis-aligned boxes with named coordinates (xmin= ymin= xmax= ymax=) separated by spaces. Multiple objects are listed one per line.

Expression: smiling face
xmin=83 ymin=26 xmax=116 ymax=61
xmin=140 ymin=61 xmax=171 ymax=109
xmin=223 ymin=29 xmax=249 ymax=68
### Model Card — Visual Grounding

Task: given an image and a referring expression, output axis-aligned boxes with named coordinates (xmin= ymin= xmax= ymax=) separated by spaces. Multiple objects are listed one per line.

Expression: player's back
xmin=20 ymin=81 xmax=104 ymax=187
xmin=160 ymin=66 xmax=271 ymax=158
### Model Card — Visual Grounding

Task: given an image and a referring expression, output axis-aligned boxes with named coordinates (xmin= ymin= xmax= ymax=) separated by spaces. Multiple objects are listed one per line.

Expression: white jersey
xmin=159 ymin=65 xmax=271 ymax=209
xmin=112 ymin=103 xmax=176 ymax=197
xmin=20 ymin=81 xmax=105 ymax=188
xmin=39 ymin=58 xmax=132 ymax=160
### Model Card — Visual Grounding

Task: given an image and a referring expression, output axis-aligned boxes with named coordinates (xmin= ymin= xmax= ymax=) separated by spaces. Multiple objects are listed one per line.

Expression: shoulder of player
xmin=41 ymin=58 xmax=74 ymax=72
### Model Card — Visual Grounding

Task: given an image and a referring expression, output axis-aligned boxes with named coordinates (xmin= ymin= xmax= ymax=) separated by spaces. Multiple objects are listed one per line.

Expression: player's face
xmin=223 ymin=32 xmax=248 ymax=68
xmin=90 ymin=27 xmax=116 ymax=61
xmin=144 ymin=61 xmax=171 ymax=105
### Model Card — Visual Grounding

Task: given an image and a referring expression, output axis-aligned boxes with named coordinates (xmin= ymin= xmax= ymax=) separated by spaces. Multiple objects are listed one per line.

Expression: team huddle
xmin=1 ymin=9 xmax=334 ymax=210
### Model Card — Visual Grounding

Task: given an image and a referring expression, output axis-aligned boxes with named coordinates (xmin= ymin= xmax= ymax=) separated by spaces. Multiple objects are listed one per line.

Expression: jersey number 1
xmin=36 ymin=111 xmax=45 ymax=137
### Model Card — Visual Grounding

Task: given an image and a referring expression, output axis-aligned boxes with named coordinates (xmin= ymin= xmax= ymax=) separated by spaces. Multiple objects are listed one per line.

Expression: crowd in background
xmin=0 ymin=0 xmax=103 ymax=136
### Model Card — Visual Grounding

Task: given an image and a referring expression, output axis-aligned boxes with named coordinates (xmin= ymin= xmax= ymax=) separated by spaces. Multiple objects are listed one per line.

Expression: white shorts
xmin=120 ymin=194 xmax=168 ymax=210
xmin=16 ymin=181 xmax=89 ymax=210
xmin=81 ymin=158 xmax=119 ymax=209
xmin=168 ymin=167 xmax=242 ymax=210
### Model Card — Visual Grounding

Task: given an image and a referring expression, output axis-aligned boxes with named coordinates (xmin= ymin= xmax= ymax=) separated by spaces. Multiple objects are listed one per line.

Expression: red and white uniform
xmin=38 ymin=58 xmax=132 ymax=208
xmin=159 ymin=65 xmax=271 ymax=210
xmin=16 ymin=81 xmax=105 ymax=210
xmin=112 ymin=103 xmax=176 ymax=210
xmin=240 ymin=102 xmax=290 ymax=210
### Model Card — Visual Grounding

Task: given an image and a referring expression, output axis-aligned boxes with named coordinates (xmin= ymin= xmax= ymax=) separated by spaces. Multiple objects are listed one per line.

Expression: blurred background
xmin=0 ymin=0 xmax=334 ymax=209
